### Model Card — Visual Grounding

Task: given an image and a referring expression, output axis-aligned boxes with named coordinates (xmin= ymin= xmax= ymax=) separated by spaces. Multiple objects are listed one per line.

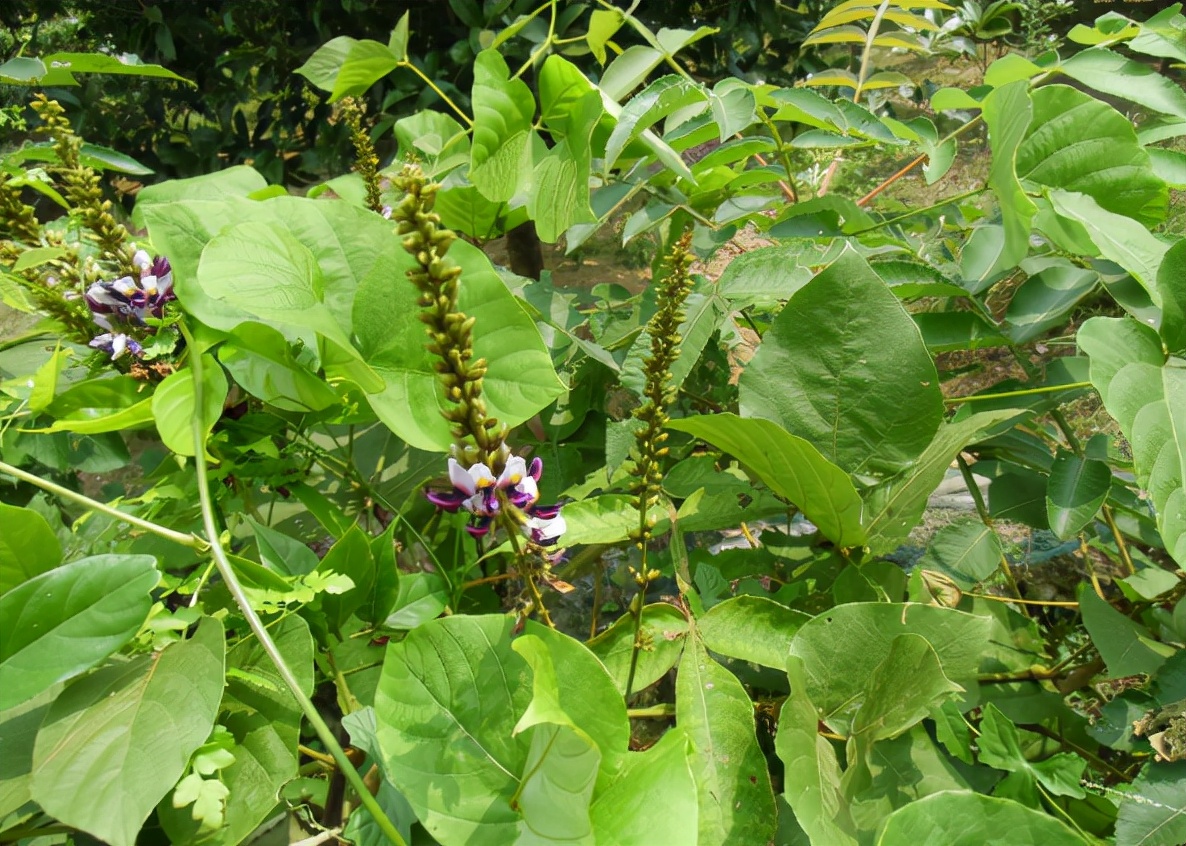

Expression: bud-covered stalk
xmin=391 ymin=164 xmax=508 ymax=470
xmin=623 ymin=231 xmax=695 ymax=699
xmin=29 ymin=96 xmax=135 ymax=276
xmin=0 ymin=182 xmax=40 ymax=243
xmin=339 ymin=97 xmax=384 ymax=216
xmin=630 ymin=231 xmax=695 ymax=544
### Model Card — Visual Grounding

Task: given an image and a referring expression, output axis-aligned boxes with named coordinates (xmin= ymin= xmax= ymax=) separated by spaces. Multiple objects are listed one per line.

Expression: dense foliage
xmin=2 ymin=1 xmax=1186 ymax=845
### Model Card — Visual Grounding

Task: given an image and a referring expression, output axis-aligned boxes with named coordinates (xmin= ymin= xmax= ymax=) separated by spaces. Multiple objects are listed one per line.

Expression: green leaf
xmin=1157 ymin=239 xmax=1186 ymax=353
xmin=676 ymin=633 xmax=776 ymax=845
xmin=353 ymin=239 xmax=563 ymax=451
xmin=913 ymin=312 xmax=1012 ymax=352
xmin=787 ymin=603 xmax=991 ymax=733
xmin=35 ymin=51 xmax=191 ymax=86
xmin=511 ymin=636 xmax=599 ymax=845
xmin=587 ymin=8 xmax=625 ymax=64
xmin=181 ymin=615 xmax=313 ymax=846
xmin=0 ymin=55 xmax=45 ymax=83
xmin=1046 ymin=188 xmax=1169 ymax=295
xmin=1079 ymin=317 xmax=1186 ymax=564
xmin=1079 ymin=585 xmax=1170 ymax=677
xmin=1004 ymin=261 xmax=1099 ymax=344
xmin=1046 ymin=450 xmax=1112 ymax=540
xmin=587 ymin=603 xmax=688 ymax=695
xmin=1058 ymin=47 xmax=1186 ymax=119
xmin=666 ymin=414 xmax=867 ymax=548
xmin=850 ymin=634 xmax=964 ymax=752
xmin=979 ymin=81 xmax=1036 ymax=282
xmin=374 ymin=616 xmax=629 ymax=845
xmin=1115 ymin=761 xmax=1186 ymax=846
xmin=0 ymin=502 xmax=61 ymax=595
xmin=194 ymin=220 xmax=360 ymax=357
xmin=863 ymin=411 xmax=1020 ymax=554
xmin=976 ymin=704 xmax=1086 ymax=797
xmin=0 ymin=554 xmax=158 ymax=710
xmin=714 ymin=243 xmax=818 ymax=306
xmin=388 ymin=11 xmax=410 ymax=59
xmin=470 ymin=50 xmax=536 ymax=203
xmin=918 ymin=518 xmax=1003 ymax=589
xmin=776 ymin=655 xmax=858 ymax=845
xmin=0 ymin=685 xmax=59 ymax=819
xmin=876 ymin=791 xmax=1087 ymax=845
xmin=738 ymin=248 xmax=943 ymax=476
xmin=315 ymin=527 xmax=375 ymax=635
xmin=31 ymin=618 xmax=224 ymax=846
xmin=587 ymin=728 xmax=699 ymax=846
xmin=151 ymin=356 xmax=228 ymax=458
xmin=1017 ymin=85 xmax=1167 ymax=226
xmin=698 ymin=595 xmax=810 ymax=670
xmin=246 ymin=517 xmax=320 ymax=577
xmin=218 ymin=324 xmax=339 ymax=412
xmin=528 ymin=89 xmax=601 ymax=242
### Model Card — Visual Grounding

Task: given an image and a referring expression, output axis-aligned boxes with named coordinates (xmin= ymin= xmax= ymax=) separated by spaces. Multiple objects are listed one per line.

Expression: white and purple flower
xmin=84 ymin=250 xmax=175 ymax=332
xmin=87 ymin=332 xmax=143 ymax=360
xmin=427 ymin=455 xmax=566 ymax=545
xmin=84 ymin=250 xmax=175 ymax=359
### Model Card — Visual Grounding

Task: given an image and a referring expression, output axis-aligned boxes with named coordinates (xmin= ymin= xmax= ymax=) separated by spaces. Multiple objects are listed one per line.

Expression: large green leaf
xmin=978 ymin=81 xmax=1036 ymax=283
xmin=787 ymin=603 xmax=991 ymax=733
xmin=698 ymin=595 xmax=810 ymax=670
xmin=677 ymin=633 xmax=776 ymax=845
xmin=353 ymin=239 xmax=564 ymax=451
xmin=587 ymin=728 xmax=699 ymax=846
xmin=1079 ymin=317 xmax=1186 ymax=564
xmin=0 ymin=502 xmax=60 ymax=595
xmin=976 ymin=704 xmax=1085 ymax=798
xmin=510 ymin=635 xmax=600 ymax=845
xmin=0 ymin=554 xmax=158 ymax=710
xmin=151 ymin=355 xmax=228 ymax=458
xmin=776 ymin=655 xmax=858 ymax=845
xmin=218 ymin=323 xmax=339 ymax=412
xmin=527 ymin=89 xmax=601 ymax=242
xmin=918 ymin=518 xmax=1003 ymax=589
xmin=738 ymin=248 xmax=943 ymax=476
xmin=31 ymin=618 xmax=224 ymax=846
xmin=1047 ymin=189 xmax=1169 ymax=296
xmin=34 ymin=51 xmax=191 ymax=86
xmin=605 ymin=76 xmax=706 ymax=172
xmin=159 ymin=615 xmax=313 ymax=846
xmin=1058 ymin=47 xmax=1186 ymax=120
xmin=586 ymin=603 xmax=688 ymax=695
xmin=195 ymin=220 xmax=359 ymax=357
xmin=846 ymin=634 xmax=963 ymax=772
xmin=667 ymin=414 xmax=866 ymax=548
xmin=1004 ymin=260 xmax=1099 ymax=344
xmin=1159 ymin=239 xmax=1186 ymax=354
xmin=1046 ymin=450 xmax=1112 ymax=540
xmin=863 ymin=411 xmax=1020 ymax=554
xmin=876 ymin=791 xmax=1087 ymax=845
xmin=0 ymin=685 xmax=59 ymax=819
xmin=469 ymin=50 xmax=536 ymax=203
xmin=714 ymin=243 xmax=818 ymax=306
xmin=1115 ymin=761 xmax=1186 ymax=846
xmin=1016 ymin=84 xmax=1166 ymax=226
xmin=374 ymin=616 xmax=629 ymax=845
xmin=1079 ymin=585 xmax=1171 ymax=678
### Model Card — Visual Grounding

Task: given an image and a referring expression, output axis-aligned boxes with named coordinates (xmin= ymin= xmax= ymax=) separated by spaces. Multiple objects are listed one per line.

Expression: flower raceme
xmin=427 ymin=456 xmax=565 ymax=546
xmin=84 ymin=249 xmax=175 ymax=358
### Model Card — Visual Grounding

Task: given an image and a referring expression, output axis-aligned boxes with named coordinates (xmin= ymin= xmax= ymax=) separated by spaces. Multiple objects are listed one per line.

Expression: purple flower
xmin=88 ymin=332 xmax=143 ymax=360
xmin=84 ymin=251 xmax=175 ymax=332
xmin=426 ymin=456 xmax=565 ymax=546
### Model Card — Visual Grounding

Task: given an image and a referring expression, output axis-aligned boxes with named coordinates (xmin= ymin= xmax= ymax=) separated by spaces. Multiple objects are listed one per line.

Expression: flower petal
xmin=448 ymin=458 xmax=477 ymax=495
xmin=526 ymin=511 xmax=566 ymax=546
xmin=498 ymin=456 xmax=528 ymax=488
xmin=425 ymin=490 xmax=467 ymax=511
xmin=528 ymin=456 xmax=543 ymax=481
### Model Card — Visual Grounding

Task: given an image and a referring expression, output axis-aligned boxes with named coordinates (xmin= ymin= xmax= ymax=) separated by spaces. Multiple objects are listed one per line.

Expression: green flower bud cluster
xmin=339 ymin=97 xmax=384 ymax=216
xmin=30 ymin=96 xmax=135 ymax=277
xmin=0 ymin=182 xmax=40 ymax=243
xmin=391 ymin=164 xmax=508 ymax=470
xmin=630 ymin=232 xmax=695 ymax=545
